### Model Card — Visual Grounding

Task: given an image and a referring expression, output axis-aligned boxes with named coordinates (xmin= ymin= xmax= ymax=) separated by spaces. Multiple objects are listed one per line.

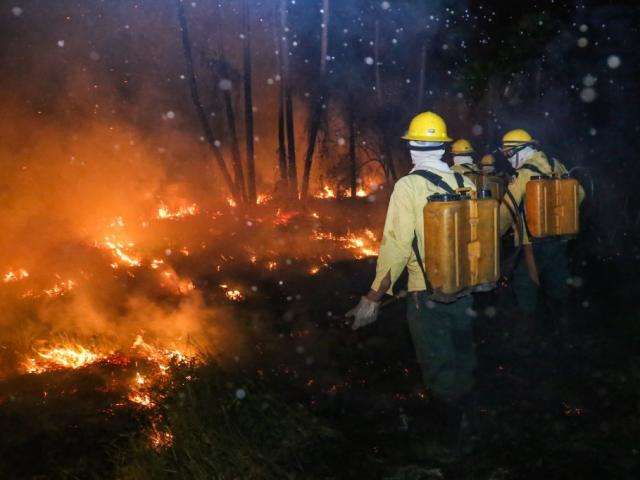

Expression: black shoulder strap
xmin=454 ymin=172 xmax=465 ymax=188
xmin=411 ymin=234 xmax=433 ymax=294
xmin=549 ymin=156 xmax=557 ymax=174
xmin=462 ymin=164 xmax=476 ymax=172
xmin=409 ymin=170 xmax=455 ymax=194
xmin=521 ymin=164 xmax=546 ymax=176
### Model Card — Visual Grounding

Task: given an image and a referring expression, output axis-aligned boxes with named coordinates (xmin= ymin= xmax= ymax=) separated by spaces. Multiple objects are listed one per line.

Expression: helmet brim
xmin=402 ymin=134 xmax=453 ymax=142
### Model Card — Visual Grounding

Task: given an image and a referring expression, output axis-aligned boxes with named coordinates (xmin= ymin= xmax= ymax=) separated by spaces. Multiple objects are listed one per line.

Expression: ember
xmin=3 ymin=268 xmax=29 ymax=283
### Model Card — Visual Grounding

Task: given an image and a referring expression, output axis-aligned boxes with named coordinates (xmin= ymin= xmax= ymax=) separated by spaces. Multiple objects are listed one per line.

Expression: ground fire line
xmin=0 ymin=189 xmax=383 ymax=451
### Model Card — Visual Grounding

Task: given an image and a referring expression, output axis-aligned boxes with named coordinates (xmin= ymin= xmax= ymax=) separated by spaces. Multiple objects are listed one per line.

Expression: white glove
xmin=346 ymin=296 xmax=380 ymax=330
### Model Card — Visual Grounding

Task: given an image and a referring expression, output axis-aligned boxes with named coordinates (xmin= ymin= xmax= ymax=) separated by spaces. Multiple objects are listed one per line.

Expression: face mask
xmin=453 ymin=155 xmax=474 ymax=166
xmin=508 ymin=146 xmax=535 ymax=169
xmin=409 ymin=141 xmax=451 ymax=172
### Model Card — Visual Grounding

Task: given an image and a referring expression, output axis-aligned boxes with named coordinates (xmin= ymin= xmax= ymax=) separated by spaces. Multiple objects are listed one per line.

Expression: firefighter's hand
xmin=346 ymin=296 xmax=380 ymax=330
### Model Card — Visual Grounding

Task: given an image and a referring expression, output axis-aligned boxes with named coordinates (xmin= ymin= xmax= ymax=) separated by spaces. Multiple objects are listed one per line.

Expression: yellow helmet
xmin=452 ymin=139 xmax=474 ymax=155
xmin=402 ymin=111 xmax=452 ymax=142
xmin=502 ymin=129 xmax=536 ymax=151
xmin=480 ymin=154 xmax=495 ymax=166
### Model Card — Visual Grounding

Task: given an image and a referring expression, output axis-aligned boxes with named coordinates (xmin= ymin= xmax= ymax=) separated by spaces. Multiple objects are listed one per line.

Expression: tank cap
xmin=428 ymin=193 xmax=461 ymax=202
xmin=530 ymin=175 xmax=544 ymax=180
xmin=477 ymin=189 xmax=492 ymax=199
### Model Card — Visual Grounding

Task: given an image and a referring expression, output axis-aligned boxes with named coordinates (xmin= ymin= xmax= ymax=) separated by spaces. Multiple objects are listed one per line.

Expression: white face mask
xmin=409 ymin=141 xmax=451 ymax=172
xmin=453 ymin=155 xmax=474 ymax=166
xmin=508 ymin=146 xmax=536 ymax=169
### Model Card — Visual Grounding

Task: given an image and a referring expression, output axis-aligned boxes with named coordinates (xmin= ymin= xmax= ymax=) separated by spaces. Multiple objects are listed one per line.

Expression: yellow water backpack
xmin=520 ymin=162 xmax=580 ymax=238
xmin=410 ymin=170 xmax=500 ymax=299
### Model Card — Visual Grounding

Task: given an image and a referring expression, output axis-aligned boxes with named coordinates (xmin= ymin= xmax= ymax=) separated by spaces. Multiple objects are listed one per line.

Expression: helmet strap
xmin=409 ymin=144 xmax=446 ymax=152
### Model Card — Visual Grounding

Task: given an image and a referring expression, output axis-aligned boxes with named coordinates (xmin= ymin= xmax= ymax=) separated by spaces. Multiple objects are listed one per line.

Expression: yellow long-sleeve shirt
xmin=371 ymin=170 xmax=475 ymax=294
xmin=499 ymin=151 xmax=585 ymax=245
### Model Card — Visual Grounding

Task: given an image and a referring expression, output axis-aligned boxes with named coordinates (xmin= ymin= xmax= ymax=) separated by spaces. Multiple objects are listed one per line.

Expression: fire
xmin=266 ymin=261 xmax=278 ymax=271
xmin=157 ymin=202 xmax=199 ymax=220
xmin=148 ymin=423 xmax=174 ymax=451
xmin=151 ymin=258 xmax=164 ymax=269
xmin=131 ymin=335 xmax=195 ymax=370
xmin=220 ymin=284 xmax=244 ymax=301
xmin=226 ymin=197 xmax=237 ymax=208
xmin=128 ymin=392 xmax=154 ymax=407
xmin=256 ymin=193 xmax=272 ymax=204
xmin=274 ymin=209 xmax=297 ymax=226
xmin=43 ymin=279 xmax=76 ymax=297
xmin=98 ymin=236 xmax=142 ymax=268
xmin=311 ymin=229 xmax=378 ymax=259
xmin=24 ymin=344 xmax=106 ymax=374
xmin=225 ymin=289 xmax=243 ymax=301
xmin=159 ymin=268 xmax=195 ymax=295
xmin=314 ymin=185 xmax=336 ymax=199
xmin=3 ymin=268 xmax=29 ymax=283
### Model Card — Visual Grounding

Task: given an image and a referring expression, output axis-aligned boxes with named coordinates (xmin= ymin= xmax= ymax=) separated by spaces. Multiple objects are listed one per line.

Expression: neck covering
xmin=482 ymin=166 xmax=495 ymax=174
xmin=453 ymin=155 xmax=474 ymax=166
xmin=509 ymin=146 xmax=536 ymax=170
xmin=409 ymin=141 xmax=451 ymax=173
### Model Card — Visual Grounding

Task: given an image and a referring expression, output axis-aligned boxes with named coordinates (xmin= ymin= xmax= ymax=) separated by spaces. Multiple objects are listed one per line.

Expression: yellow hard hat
xmin=452 ymin=139 xmax=474 ymax=155
xmin=502 ymin=129 xmax=536 ymax=151
xmin=480 ymin=154 xmax=495 ymax=166
xmin=402 ymin=111 xmax=452 ymax=142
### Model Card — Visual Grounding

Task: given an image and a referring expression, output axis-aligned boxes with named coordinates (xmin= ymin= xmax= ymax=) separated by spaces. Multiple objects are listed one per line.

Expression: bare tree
xmin=273 ymin=4 xmax=288 ymax=187
xmin=242 ymin=0 xmax=256 ymax=203
xmin=373 ymin=18 xmax=397 ymax=182
xmin=280 ymin=0 xmax=298 ymax=197
xmin=212 ymin=3 xmax=246 ymax=202
xmin=175 ymin=0 xmax=237 ymax=201
xmin=301 ymin=0 xmax=330 ymax=200
xmin=348 ymin=96 xmax=357 ymax=198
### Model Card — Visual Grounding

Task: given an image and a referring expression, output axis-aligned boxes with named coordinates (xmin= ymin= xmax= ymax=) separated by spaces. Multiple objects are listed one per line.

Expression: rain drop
xmin=580 ymin=87 xmax=597 ymax=103
xmin=607 ymin=55 xmax=621 ymax=69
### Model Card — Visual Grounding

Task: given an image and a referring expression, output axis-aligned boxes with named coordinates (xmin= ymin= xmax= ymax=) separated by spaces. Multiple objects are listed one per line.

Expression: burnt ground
xmin=1 ymin=219 xmax=639 ymax=479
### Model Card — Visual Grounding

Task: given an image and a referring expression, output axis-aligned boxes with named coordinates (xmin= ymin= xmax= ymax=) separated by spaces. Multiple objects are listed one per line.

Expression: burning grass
xmin=112 ymin=362 xmax=345 ymax=480
xmin=0 ymin=190 xmax=386 ymax=475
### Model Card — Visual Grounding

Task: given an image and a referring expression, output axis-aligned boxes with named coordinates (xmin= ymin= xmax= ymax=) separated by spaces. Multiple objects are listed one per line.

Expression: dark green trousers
xmin=407 ymin=292 xmax=476 ymax=402
xmin=512 ymin=239 xmax=570 ymax=315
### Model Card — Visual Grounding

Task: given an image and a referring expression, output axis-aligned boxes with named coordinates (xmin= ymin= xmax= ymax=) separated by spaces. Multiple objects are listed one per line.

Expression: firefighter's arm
xmin=370 ymin=180 xmax=415 ymax=296
xmin=499 ymin=176 xmax=525 ymax=236
xmin=578 ymin=183 xmax=586 ymax=205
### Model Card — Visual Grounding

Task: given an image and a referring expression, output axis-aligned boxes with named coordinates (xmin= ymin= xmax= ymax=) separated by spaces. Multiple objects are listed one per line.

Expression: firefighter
xmin=499 ymin=129 xmax=585 ymax=329
xmin=347 ymin=112 xmax=477 ymax=450
xmin=480 ymin=154 xmax=496 ymax=174
xmin=451 ymin=139 xmax=480 ymax=175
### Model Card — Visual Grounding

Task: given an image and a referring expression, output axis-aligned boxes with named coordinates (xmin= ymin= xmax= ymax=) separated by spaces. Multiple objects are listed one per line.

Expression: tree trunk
xmin=373 ymin=21 xmax=397 ymax=182
xmin=220 ymin=71 xmax=246 ymax=202
xmin=348 ymin=99 xmax=357 ymax=198
xmin=280 ymin=0 xmax=298 ymax=197
xmin=175 ymin=0 xmax=237 ymax=201
xmin=277 ymin=82 xmax=288 ymax=185
xmin=242 ymin=0 xmax=256 ymax=204
xmin=273 ymin=4 xmax=288 ymax=185
xmin=215 ymin=3 xmax=246 ymax=202
xmin=301 ymin=0 xmax=330 ymax=200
